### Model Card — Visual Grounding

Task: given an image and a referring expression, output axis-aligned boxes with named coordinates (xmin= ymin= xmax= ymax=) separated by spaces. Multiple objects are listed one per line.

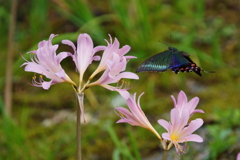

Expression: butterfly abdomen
xmin=171 ymin=63 xmax=203 ymax=76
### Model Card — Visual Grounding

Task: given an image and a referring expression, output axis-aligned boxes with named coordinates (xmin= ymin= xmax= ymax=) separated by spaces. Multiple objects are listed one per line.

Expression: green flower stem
xmin=162 ymin=150 xmax=168 ymax=160
xmin=76 ymin=92 xmax=84 ymax=160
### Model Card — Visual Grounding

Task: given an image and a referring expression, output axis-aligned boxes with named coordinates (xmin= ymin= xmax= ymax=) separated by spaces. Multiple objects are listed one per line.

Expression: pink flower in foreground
xmin=237 ymin=153 xmax=240 ymax=160
xmin=21 ymin=34 xmax=76 ymax=89
xmin=62 ymin=33 xmax=106 ymax=83
xmin=89 ymin=34 xmax=136 ymax=80
xmin=158 ymin=108 xmax=203 ymax=155
xmin=115 ymin=93 xmax=161 ymax=140
xmin=171 ymin=90 xmax=204 ymax=117
xmin=87 ymin=52 xmax=139 ymax=98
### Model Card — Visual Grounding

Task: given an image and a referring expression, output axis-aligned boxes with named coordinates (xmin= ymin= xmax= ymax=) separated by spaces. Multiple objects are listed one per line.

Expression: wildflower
xmin=62 ymin=33 xmax=106 ymax=85
xmin=171 ymin=90 xmax=204 ymax=117
xmin=89 ymin=34 xmax=136 ymax=80
xmin=115 ymin=93 xmax=161 ymax=140
xmin=87 ymin=52 xmax=138 ymax=98
xmin=158 ymin=108 xmax=203 ymax=155
xmin=21 ymin=34 xmax=76 ymax=89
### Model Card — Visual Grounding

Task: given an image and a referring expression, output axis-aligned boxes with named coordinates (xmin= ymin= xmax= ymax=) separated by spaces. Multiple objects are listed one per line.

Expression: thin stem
xmin=75 ymin=92 xmax=84 ymax=160
xmin=4 ymin=0 xmax=18 ymax=116
xmin=161 ymin=150 xmax=168 ymax=160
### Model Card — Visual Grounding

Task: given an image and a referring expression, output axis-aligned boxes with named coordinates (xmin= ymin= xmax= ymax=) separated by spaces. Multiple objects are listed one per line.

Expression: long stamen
xmin=117 ymin=79 xmax=136 ymax=90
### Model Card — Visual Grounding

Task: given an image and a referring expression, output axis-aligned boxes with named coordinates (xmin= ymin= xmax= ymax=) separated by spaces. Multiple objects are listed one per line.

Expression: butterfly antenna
xmin=158 ymin=41 xmax=170 ymax=47
xmin=170 ymin=35 xmax=172 ymax=47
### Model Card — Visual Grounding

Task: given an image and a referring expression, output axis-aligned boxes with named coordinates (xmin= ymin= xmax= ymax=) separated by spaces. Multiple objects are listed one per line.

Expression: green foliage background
xmin=0 ymin=0 xmax=240 ymax=159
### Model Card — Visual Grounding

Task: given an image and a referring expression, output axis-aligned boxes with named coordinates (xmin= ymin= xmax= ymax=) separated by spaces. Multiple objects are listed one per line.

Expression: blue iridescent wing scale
xmin=136 ymin=50 xmax=174 ymax=73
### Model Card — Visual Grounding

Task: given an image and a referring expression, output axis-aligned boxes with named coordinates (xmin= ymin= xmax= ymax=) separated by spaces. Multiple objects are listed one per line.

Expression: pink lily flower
xmin=62 ymin=33 xmax=106 ymax=84
xmin=115 ymin=93 xmax=161 ymax=140
xmin=21 ymin=34 xmax=76 ymax=89
xmin=158 ymin=108 xmax=203 ymax=155
xmin=171 ymin=90 xmax=204 ymax=117
xmin=89 ymin=34 xmax=136 ymax=80
xmin=86 ymin=52 xmax=139 ymax=98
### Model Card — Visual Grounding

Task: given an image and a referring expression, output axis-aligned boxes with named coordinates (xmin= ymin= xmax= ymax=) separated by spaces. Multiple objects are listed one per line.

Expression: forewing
xmin=136 ymin=50 xmax=174 ymax=73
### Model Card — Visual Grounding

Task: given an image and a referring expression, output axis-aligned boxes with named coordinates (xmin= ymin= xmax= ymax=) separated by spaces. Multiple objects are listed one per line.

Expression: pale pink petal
xmin=42 ymin=81 xmax=52 ymax=89
xmin=56 ymin=51 xmax=72 ymax=63
xmin=117 ymin=45 xmax=130 ymax=56
xmin=111 ymin=72 xmax=139 ymax=83
xmin=180 ymin=118 xmax=204 ymax=136
xmin=191 ymin=109 xmax=205 ymax=115
xmin=172 ymin=108 xmax=189 ymax=134
xmin=171 ymin=95 xmax=177 ymax=108
xmin=187 ymin=97 xmax=199 ymax=112
xmin=24 ymin=62 xmax=48 ymax=74
xmin=93 ymin=46 xmax=106 ymax=53
xmin=124 ymin=56 xmax=137 ymax=59
xmin=117 ymin=90 xmax=130 ymax=99
xmin=116 ymin=107 xmax=133 ymax=117
xmin=62 ymin=39 xmax=76 ymax=51
xmin=237 ymin=153 xmax=240 ymax=160
xmin=92 ymin=55 xmax=101 ymax=61
xmin=162 ymin=133 xmax=171 ymax=140
xmin=77 ymin=33 xmax=94 ymax=75
xmin=158 ymin=119 xmax=170 ymax=132
xmin=117 ymin=119 xmax=139 ymax=126
xmin=177 ymin=91 xmax=187 ymax=108
xmin=179 ymin=134 xmax=203 ymax=143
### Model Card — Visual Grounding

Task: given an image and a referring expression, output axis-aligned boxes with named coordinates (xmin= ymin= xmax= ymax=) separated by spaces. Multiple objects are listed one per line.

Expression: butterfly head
xmin=168 ymin=47 xmax=178 ymax=52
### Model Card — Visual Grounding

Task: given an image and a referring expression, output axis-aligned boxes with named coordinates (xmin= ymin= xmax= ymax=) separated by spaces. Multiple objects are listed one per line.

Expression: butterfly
xmin=136 ymin=47 xmax=213 ymax=76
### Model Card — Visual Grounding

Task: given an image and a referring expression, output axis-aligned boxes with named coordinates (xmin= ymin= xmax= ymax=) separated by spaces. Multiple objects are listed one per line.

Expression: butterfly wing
xmin=170 ymin=52 xmax=192 ymax=69
xmin=136 ymin=47 xmax=213 ymax=76
xmin=172 ymin=51 xmax=202 ymax=76
xmin=136 ymin=50 xmax=174 ymax=73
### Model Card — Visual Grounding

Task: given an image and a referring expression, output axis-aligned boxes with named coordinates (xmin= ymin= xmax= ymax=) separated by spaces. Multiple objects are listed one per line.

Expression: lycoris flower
xmin=87 ymin=52 xmax=138 ymax=98
xmin=171 ymin=90 xmax=204 ymax=117
xmin=158 ymin=108 xmax=203 ymax=155
xmin=62 ymin=33 xmax=106 ymax=85
xmin=21 ymin=34 xmax=76 ymax=89
xmin=22 ymin=33 xmax=139 ymax=122
xmin=115 ymin=92 xmax=161 ymax=140
xmin=89 ymin=34 xmax=136 ymax=80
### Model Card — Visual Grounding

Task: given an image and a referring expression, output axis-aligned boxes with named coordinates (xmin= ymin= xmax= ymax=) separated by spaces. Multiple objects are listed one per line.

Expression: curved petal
xmin=191 ymin=109 xmax=205 ymax=115
xmin=158 ymin=119 xmax=170 ymax=132
xmin=62 ymin=39 xmax=76 ymax=52
xmin=162 ymin=133 xmax=171 ymax=140
xmin=179 ymin=134 xmax=203 ymax=142
xmin=177 ymin=91 xmax=187 ymax=108
xmin=42 ymin=80 xmax=53 ymax=90
xmin=117 ymin=45 xmax=131 ymax=56
xmin=171 ymin=95 xmax=177 ymax=108
xmin=56 ymin=51 xmax=72 ymax=63
xmin=180 ymin=118 xmax=203 ymax=136
xmin=112 ymin=72 xmax=139 ymax=83
xmin=187 ymin=97 xmax=199 ymax=112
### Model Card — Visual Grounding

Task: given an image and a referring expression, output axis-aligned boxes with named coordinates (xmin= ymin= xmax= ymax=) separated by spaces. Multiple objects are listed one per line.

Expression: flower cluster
xmin=22 ymin=33 xmax=205 ymax=157
xmin=116 ymin=90 xmax=204 ymax=155
xmin=21 ymin=33 xmax=139 ymax=120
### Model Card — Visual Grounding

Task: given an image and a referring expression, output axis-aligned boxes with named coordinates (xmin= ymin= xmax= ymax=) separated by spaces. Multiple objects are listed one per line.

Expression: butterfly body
xmin=136 ymin=47 xmax=210 ymax=76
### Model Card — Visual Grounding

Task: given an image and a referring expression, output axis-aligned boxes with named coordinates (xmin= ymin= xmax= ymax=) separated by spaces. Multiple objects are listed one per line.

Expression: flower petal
xmin=158 ymin=119 xmax=170 ymax=132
